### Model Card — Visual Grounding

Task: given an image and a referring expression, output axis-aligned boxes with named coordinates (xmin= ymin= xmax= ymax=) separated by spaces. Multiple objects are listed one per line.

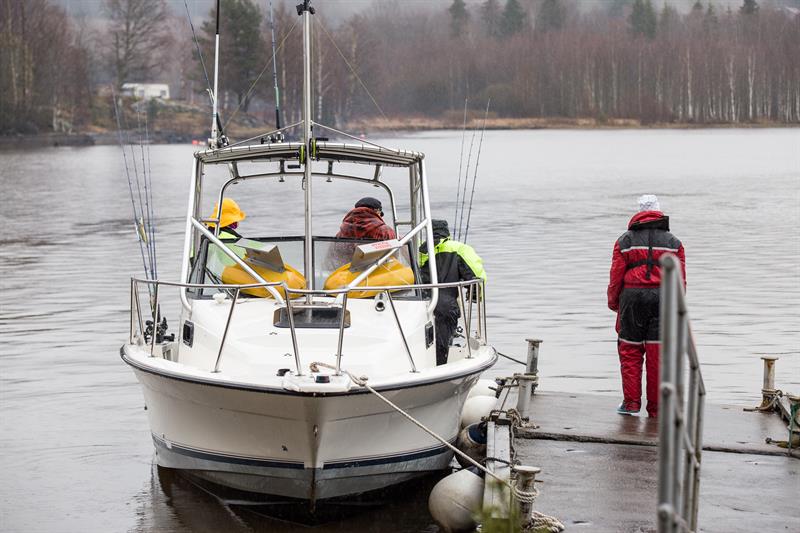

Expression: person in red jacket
xmin=336 ymin=197 xmax=396 ymax=241
xmin=607 ymin=195 xmax=686 ymax=418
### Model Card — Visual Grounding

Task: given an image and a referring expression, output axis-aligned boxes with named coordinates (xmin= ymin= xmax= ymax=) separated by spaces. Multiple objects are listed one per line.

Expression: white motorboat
xmin=121 ymin=0 xmax=496 ymax=503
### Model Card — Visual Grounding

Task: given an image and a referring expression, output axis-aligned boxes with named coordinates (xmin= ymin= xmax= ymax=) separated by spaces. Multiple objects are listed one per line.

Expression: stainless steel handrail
xmin=130 ymin=277 xmax=487 ymax=377
xmin=657 ymin=254 xmax=705 ymax=533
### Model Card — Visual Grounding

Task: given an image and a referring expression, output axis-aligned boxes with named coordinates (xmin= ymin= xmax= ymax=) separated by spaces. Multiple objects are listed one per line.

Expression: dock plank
xmin=515 ymin=391 xmax=792 ymax=456
xmin=515 ymin=439 xmax=799 ymax=533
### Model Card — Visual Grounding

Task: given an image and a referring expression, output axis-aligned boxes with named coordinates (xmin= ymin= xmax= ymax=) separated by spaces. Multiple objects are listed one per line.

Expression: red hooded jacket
xmin=336 ymin=207 xmax=396 ymax=241
xmin=607 ymin=210 xmax=686 ymax=312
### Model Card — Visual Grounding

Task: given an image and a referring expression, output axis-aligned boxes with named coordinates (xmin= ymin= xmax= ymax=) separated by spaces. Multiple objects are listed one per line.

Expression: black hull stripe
xmin=322 ymin=441 xmax=453 ymax=470
xmin=153 ymin=434 xmax=305 ymax=470
xmin=121 ymin=346 xmax=497 ymax=397
xmin=154 ymin=433 xmax=453 ymax=470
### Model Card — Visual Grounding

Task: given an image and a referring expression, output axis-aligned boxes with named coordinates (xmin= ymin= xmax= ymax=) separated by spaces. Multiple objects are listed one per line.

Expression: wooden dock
xmin=507 ymin=390 xmax=799 ymax=532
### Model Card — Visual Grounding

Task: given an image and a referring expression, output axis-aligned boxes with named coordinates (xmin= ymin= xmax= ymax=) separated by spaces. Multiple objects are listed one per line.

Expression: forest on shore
xmin=1 ymin=0 xmax=798 ymax=139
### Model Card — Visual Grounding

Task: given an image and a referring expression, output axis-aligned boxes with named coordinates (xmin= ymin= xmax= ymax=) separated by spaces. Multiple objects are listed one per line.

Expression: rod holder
xmin=758 ymin=355 xmax=779 ymax=409
xmin=525 ymin=338 xmax=542 ymax=394
xmin=512 ymin=465 xmax=541 ymax=521
xmin=514 ymin=373 xmax=538 ymax=420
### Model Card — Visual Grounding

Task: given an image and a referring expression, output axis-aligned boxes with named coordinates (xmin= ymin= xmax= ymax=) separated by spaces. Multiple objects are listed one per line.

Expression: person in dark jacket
xmin=608 ymin=195 xmax=686 ymax=418
xmin=420 ymin=219 xmax=487 ymax=365
xmin=336 ymin=197 xmax=396 ymax=241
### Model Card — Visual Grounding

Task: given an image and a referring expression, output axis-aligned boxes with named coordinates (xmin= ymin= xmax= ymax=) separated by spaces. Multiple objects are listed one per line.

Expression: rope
xmin=498 ymin=351 xmax=527 ymax=366
xmin=223 ymin=17 xmax=299 ymax=130
xmin=309 ymin=362 xmax=524 ymax=492
xmin=315 ymin=19 xmax=389 ymax=122
xmin=307 ymin=362 xmax=561 ymax=528
xmin=525 ymin=511 xmax=566 ymax=533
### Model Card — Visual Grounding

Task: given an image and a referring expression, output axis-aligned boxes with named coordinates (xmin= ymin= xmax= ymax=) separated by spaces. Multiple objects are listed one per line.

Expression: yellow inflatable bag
xmin=221 ymin=261 xmax=305 ymax=298
xmin=217 ymin=239 xmax=306 ymax=298
xmin=324 ymin=258 xmax=414 ymax=299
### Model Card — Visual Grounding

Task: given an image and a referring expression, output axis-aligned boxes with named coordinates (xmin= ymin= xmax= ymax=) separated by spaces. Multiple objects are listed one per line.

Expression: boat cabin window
xmin=188 ymin=235 xmax=422 ymax=300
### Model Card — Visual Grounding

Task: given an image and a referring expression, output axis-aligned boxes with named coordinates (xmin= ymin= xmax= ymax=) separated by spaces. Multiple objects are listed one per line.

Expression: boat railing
xmin=130 ymin=277 xmax=487 ymax=378
xmin=657 ymin=254 xmax=706 ymax=533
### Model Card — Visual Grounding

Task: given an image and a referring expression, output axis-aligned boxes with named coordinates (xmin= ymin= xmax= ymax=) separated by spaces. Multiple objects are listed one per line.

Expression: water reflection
xmin=140 ymin=463 xmax=441 ymax=532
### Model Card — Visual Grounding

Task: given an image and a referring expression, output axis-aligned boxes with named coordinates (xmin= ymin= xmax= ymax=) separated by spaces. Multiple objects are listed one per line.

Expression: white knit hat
xmin=638 ymin=194 xmax=660 ymax=212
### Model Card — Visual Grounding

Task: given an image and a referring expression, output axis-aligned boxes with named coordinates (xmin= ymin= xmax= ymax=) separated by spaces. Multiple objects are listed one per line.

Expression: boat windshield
xmin=189 ymin=235 xmax=420 ymax=299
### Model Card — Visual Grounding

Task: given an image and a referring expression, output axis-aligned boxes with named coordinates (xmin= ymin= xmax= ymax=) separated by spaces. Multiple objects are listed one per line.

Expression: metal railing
xmin=130 ymin=277 xmax=487 ymax=378
xmin=657 ymin=254 xmax=706 ymax=533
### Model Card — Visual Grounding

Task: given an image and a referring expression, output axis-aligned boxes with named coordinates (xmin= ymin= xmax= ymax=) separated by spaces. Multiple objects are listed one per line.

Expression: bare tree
xmin=105 ymin=0 xmax=172 ymax=91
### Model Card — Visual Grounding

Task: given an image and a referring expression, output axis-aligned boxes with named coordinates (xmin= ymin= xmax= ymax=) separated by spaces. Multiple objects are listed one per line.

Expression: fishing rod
xmin=455 ymin=127 xmax=477 ymax=240
xmin=453 ymin=97 xmax=468 ymax=234
xmin=111 ymin=88 xmax=155 ymax=296
xmin=462 ymin=99 xmax=491 ymax=243
xmin=210 ymin=0 xmax=223 ymax=148
xmin=268 ymin=0 xmax=283 ymax=140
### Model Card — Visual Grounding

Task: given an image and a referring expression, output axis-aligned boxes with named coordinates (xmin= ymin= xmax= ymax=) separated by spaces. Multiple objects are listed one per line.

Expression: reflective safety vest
xmin=419 ymin=238 xmax=487 ymax=284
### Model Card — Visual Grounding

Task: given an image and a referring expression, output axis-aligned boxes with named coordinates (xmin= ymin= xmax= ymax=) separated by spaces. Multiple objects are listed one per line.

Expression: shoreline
xmin=1 ymin=118 xmax=796 ymax=149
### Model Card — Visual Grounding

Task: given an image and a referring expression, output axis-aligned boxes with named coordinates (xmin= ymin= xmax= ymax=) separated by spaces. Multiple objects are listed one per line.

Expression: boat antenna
xmin=453 ymin=96 xmax=468 ymax=237
xmin=209 ymin=0 xmax=228 ymax=148
xmin=462 ymin=98 xmax=491 ymax=243
xmin=298 ymin=0 xmax=315 ymax=297
xmin=268 ymin=0 xmax=284 ymax=141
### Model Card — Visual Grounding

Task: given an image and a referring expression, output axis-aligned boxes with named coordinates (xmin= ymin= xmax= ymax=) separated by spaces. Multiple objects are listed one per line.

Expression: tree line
xmin=1 ymin=0 xmax=798 ymax=135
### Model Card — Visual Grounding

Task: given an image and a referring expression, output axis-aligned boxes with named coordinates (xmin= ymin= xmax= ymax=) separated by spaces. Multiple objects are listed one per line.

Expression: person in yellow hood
xmin=209 ymin=198 xmax=246 ymax=241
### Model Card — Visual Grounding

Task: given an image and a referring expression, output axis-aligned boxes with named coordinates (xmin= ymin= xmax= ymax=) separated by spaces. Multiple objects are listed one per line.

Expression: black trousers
xmin=434 ymin=304 xmax=459 ymax=365
xmin=618 ymin=288 xmax=660 ymax=343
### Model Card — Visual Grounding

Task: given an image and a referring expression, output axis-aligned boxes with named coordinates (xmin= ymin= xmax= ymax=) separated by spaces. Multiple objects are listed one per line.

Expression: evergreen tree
xmin=659 ymin=3 xmax=680 ymax=34
xmin=448 ymin=0 xmax=470 ymax=38
xmin=536 ymin=0 xmax=565 ymax=32
xmin=692 ymin=0 xmax=703 ymax=13
xmin=480 ymin=0 xmax=502 ymax=38
xmin=629 ymin=0 xmax=656 ymax=39
xmin=608 ymin=0 xmax=633 ymax=18
xmin=200 ymin=0 xmax=265 ymax=112
xmin=703 ymin=3 xmax=718 ymax=29
xmin=740 ymin=0 xmax=759 ymax=15
xmin=500 ymin=0 xmax=528 ymax=38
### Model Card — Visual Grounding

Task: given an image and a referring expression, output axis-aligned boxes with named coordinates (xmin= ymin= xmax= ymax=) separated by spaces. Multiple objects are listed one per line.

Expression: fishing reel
xmin=145 ymin=316 xmax=175 ymax=344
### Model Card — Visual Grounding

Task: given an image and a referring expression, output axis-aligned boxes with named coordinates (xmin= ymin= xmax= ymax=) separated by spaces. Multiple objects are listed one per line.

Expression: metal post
xmin=481 ymin=281 xmax=488 ymax=343
xmin=515 ymin=373 xmax=535 ymax=420
xmin=301 ymin=2 xmax=314 ymax=300
xmin=458 ymin=287 xmax=472 ymax=359
xmin=525 ymin=339 xmax=542 ymax=378
xmin=476 ymin=283 xmax=483 ymax=342
xmin=758 ymin=355 xmax=779 ymax=408
xmin=149 ymin=283 xmax=160 ymax=357
xmin=386 ymin=291 xmax=417 ymax=372
xmin=658 ymin=262 xmax=678 ymax=533
xmin=334 ymin=293 xmax=348 ymax=375
xmin=512 ymin=465 xmax=540 ymax=521
xmin=284 ymin=293 xmax=303 ymax=376
xmin=213 ymin=288 xmax=240 ymax=372
xmin=129 ymin=278 xmax=136 ymax=344
xmin=134 ymin=280 xmax=145 ymax=346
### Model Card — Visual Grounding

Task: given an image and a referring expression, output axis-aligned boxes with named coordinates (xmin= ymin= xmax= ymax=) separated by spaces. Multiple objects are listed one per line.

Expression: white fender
xmin=467 ymin=378 xmax=497 ymax=399
xmin=428 ymin=468 xmax=484 ymax=533
xmin=460 ymin=395 xmax=496 ymax=428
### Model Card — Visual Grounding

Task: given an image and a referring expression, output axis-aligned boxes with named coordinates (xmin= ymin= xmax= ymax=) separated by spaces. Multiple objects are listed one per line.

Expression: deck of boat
xmin=512 ymin=391 xmax=799 ymax=532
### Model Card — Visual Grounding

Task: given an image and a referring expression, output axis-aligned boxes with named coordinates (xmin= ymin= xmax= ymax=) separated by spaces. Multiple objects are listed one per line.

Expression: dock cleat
xmin=616 ymin=402 xmax=640 ymax=416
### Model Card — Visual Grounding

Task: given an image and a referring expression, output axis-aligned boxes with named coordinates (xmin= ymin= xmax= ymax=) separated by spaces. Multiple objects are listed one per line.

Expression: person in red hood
xmin=608 ymin=195 xmax=686 ymax=419
xmin=336 ymin=197 xmax=396 ymax=241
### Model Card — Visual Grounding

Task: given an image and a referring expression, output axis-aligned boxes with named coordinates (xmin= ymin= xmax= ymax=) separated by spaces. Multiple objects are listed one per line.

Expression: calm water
xmin=1 ymin=129 xmax=798 ymax=531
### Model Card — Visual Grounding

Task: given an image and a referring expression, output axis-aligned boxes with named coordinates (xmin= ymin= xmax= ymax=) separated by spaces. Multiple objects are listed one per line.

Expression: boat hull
xmin=129 ymin=361 xmax=483 ymax=501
